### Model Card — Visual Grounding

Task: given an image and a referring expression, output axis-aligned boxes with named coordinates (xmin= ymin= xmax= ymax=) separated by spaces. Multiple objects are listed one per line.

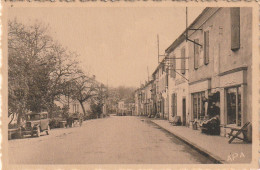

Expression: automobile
xmin=21 ymin=111 xmax=50 ymax=137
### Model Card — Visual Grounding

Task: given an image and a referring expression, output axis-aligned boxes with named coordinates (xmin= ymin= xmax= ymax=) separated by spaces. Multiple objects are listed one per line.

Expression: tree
xmin=8 ymin=19 xmax=83 ymax=124
xmin=90 ymin=83 xmax=107 ymax=118
xmin=70 ymin=75 xmax=97 ymax=117
xmin=105 ymin=86 xmax=135 ymax=114
xmin=8 ymin=19 xmax=54 ymax=124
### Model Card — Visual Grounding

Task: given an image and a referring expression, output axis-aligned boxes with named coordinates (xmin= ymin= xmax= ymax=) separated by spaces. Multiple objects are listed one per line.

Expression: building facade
xmin=134 ymin=7 xmax=252 ymax=139
xmin=165 ymin=34 xmax=189 ymax=126
xmin=187 ymin=7 xmax=252 ymax=137
xmin=152 ymin=61 xmax=169 ymax=119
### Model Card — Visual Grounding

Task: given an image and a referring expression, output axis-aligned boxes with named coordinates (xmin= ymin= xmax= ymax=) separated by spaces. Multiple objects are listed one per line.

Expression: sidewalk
xmin=150 ymin=119 xmax=252 ymax=164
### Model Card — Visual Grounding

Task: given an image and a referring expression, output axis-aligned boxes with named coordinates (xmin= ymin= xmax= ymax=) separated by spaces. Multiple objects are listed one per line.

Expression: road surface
xmin=9 ymin=116 xmax=214 ymax=164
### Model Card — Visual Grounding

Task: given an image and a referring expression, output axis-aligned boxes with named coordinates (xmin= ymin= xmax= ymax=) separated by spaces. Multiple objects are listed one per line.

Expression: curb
xmin=150 ymin=120 xmax=225 ymax=164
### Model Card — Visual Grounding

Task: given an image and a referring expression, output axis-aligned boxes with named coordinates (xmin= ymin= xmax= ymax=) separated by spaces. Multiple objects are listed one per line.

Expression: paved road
xmin=9 ymin=116 xmax=214 ymax=164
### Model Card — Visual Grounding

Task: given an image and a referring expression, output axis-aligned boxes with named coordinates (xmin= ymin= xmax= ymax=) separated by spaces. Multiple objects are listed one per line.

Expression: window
xmin=226 ymin=86 xmax=241 ymax=126
xmin=192 ymin=92 xmax=205 ymax=119
xmin=73 ymin=104 xmax=79 ymax=113
xmin=171 ymin=93 xmax=177 ymax=117
xmin=181 ymin=47 xmax=186 ymax=74
xmin=194 ymin=39 xmax=199 ymax=69
xmin=204 ymin=31 xmax=209 ymax=65
xmin=230 ymin=7 xmax=240 ymax=51
xmin=165 ymin=70 xmax=168 ymax=87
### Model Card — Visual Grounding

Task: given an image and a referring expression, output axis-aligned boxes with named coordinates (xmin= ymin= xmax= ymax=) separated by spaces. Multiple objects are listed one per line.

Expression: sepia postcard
xmin=1 ymin=1 xmax=260 ymax=170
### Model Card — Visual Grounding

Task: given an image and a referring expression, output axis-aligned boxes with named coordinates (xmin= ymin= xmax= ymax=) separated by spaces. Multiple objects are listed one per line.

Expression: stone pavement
xmin=151 ymin=119 xmax=252 ymax=164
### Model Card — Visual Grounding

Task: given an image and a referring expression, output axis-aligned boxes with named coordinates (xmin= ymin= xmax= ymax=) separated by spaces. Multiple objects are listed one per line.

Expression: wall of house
xmin=54 ymin=95 xmax=90 ymax=116
xmin=168 ymin=41 xmax=189 ymax=125
xmin=187 ymin=7 xmax=252 ymax=137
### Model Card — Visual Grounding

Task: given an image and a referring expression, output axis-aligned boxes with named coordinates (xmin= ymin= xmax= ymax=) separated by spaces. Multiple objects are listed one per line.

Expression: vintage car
xmin=21 ymin=112 xmax=50 ymax=137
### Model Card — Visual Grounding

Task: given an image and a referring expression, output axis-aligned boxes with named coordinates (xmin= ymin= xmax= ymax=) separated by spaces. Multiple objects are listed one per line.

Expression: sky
xmin=8 ymin=7 xmax=204 ymax=88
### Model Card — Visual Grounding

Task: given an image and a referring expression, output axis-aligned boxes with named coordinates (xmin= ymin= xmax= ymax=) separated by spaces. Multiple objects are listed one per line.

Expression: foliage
xmin=70 ymin=75 xmax=98 ymax=117
xmin=90 ymin=84 xmax=107 ymax=118
xmin=106 ymin=86 xmax=135 ymax=114
xmin=8 ymin=19 xmax=82 ymax=124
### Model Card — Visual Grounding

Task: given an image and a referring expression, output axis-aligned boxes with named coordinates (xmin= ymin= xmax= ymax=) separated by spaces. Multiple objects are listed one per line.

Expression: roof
xmin=152 ymin=57 xmax=166 ymax=76
xmin=165 ymin=8 xmax=211 ymax=54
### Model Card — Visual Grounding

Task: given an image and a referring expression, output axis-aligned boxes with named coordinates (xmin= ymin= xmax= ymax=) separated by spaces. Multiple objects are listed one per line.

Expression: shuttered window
xmin=181 ymin=47 xmax=186 ymax=74
xmin=165 ymin=69 xmax=168 ymax=87
xmin=204 ymin=31 xmax=209 ymax=65
xmin=170 ymin=54 xmax=176 ymax=78
xmin=194 ymin=39 xmax=199 ymax=69
xmin=231 ymin=7 xmax=240 ymax=51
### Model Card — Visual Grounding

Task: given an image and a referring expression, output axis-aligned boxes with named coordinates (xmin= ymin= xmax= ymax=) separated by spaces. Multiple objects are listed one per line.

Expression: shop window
xmin=194 ymin=39 xmax=200 ymax=69
xmin=226 ymin=86 xmax=241 ymax=126
xmin=204 ymin=31 xmax=209 ymax=65
xmin=192 ymin=92 xmax=205 ymax=119
xmin=230 ymin=7 xmax=240 ymax=51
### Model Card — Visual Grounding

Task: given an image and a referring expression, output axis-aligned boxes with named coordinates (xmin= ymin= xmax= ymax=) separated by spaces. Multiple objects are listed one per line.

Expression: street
xmin=9 ymin=116 xmax=214 ymax=164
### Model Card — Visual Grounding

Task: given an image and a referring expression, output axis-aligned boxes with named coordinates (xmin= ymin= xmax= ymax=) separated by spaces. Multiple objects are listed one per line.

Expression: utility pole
xmin=157 ymin=34 xmax=159 ymax=64
xmin=186 ymin=7 xmax=188 ymax=42
xmin=67 ymin=83 xmax=70 ymax=113
xmin=147 ymin=66 xmax=149 ymax=81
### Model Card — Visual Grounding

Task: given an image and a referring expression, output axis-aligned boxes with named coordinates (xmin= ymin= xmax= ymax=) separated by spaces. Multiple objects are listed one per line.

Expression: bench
xmin=227 ymin=122 xmax=250 ymax=144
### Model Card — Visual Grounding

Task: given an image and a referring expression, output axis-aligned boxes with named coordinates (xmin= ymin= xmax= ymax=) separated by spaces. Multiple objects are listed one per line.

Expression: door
xmin=161 ymin=98 xmax=165 ymax=118
xmin=182 ymin=98 xmax=186 ymax=126
xmin=172 ymin=93 xmax=177 ymax=117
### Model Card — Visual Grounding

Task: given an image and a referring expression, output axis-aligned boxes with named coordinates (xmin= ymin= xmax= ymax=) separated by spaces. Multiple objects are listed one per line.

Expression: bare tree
xmin=8 ymin=19 xmax=83 ymax=124
xmin=70 ymin=75 xmax=98 ymax=117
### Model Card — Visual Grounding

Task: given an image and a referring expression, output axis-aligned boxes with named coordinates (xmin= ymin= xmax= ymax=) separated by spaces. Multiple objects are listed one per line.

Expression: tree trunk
xmin=79 ymin=101 xmax=86 ymax=117
xmin=17 ymin=112 xmax=22 ymax=126
xmin=8 ymin=114 xmax=15 ymax=125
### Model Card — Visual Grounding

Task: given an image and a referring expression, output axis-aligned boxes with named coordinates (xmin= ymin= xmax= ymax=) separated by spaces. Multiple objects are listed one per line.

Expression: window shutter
xmin=194 ymin=39 xmax=199 ymax=69
xmin=166 ymin=70 xmax=168 ymax=87
xmin=173 ymin=56 xmax=176 ymax=78
xmin=204 ymin=31 xmax=209 ymax=65
xmin=169 ymin=54 xmax=173 ymax=78
xmin=174 ymin=93 xmax=177 ymax=117
xmin=231 ymin=7 xmax=240 ymax=51
xmin=181 ymin=47 xmax=186 ymax=74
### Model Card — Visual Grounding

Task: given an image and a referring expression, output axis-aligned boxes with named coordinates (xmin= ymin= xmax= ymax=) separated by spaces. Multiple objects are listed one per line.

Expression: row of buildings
xmin=134 ymin=7 xmax=252 ymax=138
xmin=117 ymin=100 xmax=135 ymax=116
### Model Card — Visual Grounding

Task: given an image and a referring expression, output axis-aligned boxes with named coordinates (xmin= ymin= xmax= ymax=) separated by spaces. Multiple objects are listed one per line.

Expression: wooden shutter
xmin=170 ymin=54 xmax=176 ymax=78
xmin=171 ymin=93 xmax=175 ymax=117
xmin=204 ymin=31 xmax=209 ymax=65
xmin=181 ymin=47 xmax=186 ymax=74
xmin=231 ymin=7 xmax=240 ymax=51
xmin=170 ymin=54 xmax=173 ymax=78
xmin=194 ymin=39 xmax=199 ymax=69
xmin=174 ymin=93 xmax=177 ymax=117
xmin=165 ymin=70 xmax=168 ymax=87
xmin=173 ymin=56 xmax=176 ymax=78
